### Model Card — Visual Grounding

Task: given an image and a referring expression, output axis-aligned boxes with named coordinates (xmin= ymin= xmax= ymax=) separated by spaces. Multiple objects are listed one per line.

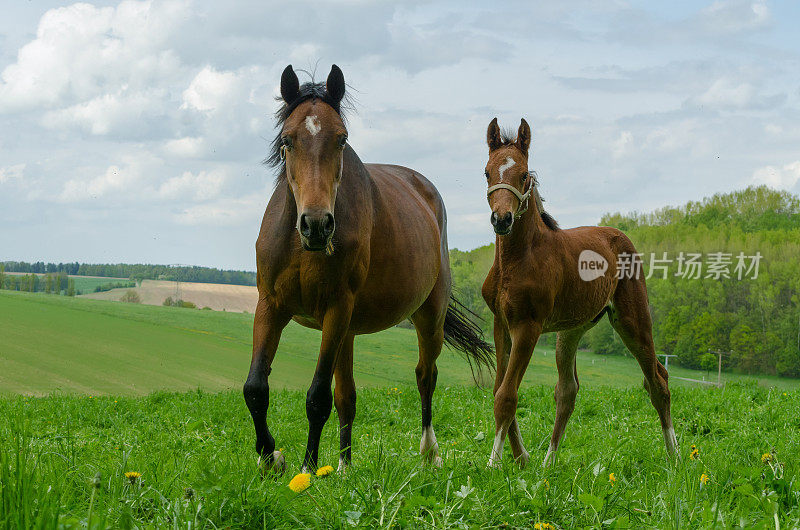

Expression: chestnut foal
xmin=481 ymin=118 xmax=678 ymax=467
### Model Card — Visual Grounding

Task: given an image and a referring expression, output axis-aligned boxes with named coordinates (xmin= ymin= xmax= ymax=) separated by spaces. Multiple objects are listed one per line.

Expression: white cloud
xmin=59 ymin=153 xmax=163 ymax=202
xmin=690 ymin=78 xmax=757 ymax=109
xmin=752 ymin=162 xmax=800 ymax=190
xmin=157 ymin=169 xmax=226 ymax=201
xmin=0 ymin=163 xmax=25 ymax=183
xmin=612 ymin=131 xmax=633 ymax=159
xmin=0 ymin=0 xmax=188 ymax=113
xmin=173 ymin=195 xmax=264 ymax=226
xmin=698 ymin=0 xmax=770 ymax=34
xmin=181 ymin=66 xmax=244 ymax=112
xmin=41 ymin=90 xmax=167 ymax=135
xmin=163 ymin=136 xmax=207 ymax=158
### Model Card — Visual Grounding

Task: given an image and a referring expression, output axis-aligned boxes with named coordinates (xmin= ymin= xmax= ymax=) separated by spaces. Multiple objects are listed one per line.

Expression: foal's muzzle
xmin=299 ymin=211 xmax=335 ymax=251
xmin=491 ymin=211 xmax=513 ymax=235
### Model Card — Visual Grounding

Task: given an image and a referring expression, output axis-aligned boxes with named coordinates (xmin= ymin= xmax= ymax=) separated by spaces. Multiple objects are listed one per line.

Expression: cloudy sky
xmin=1 ymin=1 xmax=798 ymax=270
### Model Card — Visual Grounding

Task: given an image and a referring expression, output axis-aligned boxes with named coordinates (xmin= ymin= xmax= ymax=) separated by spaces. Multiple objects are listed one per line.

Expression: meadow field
xmin=1 ymin=290 xmax=799 ymax=527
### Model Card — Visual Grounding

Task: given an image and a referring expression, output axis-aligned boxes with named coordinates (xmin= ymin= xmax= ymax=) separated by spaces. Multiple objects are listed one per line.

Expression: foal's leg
xmin=488 ymin=321 xmax=541 ymax=467
xmin=609 ymin=279 xmax=678 ymax=457
xmin=243 ymin=299 xmax=290 ymax=474
xmin=410 ymin=295 xmax=447 ymax=468
xmin=543 ymin=326 xmax=589 ymax=467
xmin=302 ymin=297 xmax=354 ymax=473
xmin=334 ymin=333 xmax=356 ymax=472
xmin=493 ymin=319 xmax=529 ymax=467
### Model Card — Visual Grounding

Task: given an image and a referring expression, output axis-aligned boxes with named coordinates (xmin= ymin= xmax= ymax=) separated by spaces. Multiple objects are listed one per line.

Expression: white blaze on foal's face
xmin=498 ymin=156 xmax=515 ymax=181
xmin=304 ymin=115 xmax=321 ymax=136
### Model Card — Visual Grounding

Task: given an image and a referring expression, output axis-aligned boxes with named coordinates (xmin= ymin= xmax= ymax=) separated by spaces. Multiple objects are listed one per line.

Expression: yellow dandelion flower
xmin=543 ymin=479 xmax=550 ymax=490
xmin=700 ymin=473 xmax=709 ymax=485
xmin=288 ymin=473 xmax=311 ymax=493
xmin=690 ymin=445 xmax=700 ymax=460
xmin=761 ymin=453 xmax=773 ymax=464
xmin=124 ymin=471 xmax=141 ymax=484
xmin=608 ymin=472 xmax=616 ymax=485
xmin=534 ymin=523 xmax=555 ymax=530
xmin=316 ymin=465 xmax=334 ymax=477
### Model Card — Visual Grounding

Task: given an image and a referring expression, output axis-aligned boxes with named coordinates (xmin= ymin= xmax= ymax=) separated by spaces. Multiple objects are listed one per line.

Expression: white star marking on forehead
xmin=304 ymin=115 xmax=321 ymax=136
xmin=498 ymin=156 xmax=515 ymax=181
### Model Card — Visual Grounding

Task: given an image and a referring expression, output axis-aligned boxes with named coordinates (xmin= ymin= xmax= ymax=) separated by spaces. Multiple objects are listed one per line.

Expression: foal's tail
xmin=443 ymin=295 xmax=495 ymax=382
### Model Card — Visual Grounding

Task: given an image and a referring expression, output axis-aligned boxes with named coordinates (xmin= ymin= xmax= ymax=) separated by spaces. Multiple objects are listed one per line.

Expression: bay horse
xmin=243 ymin=64 xmax=493 ymax=474
xmin=481 ymin=118 xmax=678 ymax=467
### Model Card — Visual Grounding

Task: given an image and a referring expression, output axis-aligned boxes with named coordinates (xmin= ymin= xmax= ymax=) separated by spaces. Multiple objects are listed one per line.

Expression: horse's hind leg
xmin=334 ymin=333 xmax=356 ymax=472
xmin=543 ymin=325 xmax=592 ymax=467
xmin=410 ymin=291 xmax=447 ymax=468
xmin=609 ymin=278 xmax=678 ymax=457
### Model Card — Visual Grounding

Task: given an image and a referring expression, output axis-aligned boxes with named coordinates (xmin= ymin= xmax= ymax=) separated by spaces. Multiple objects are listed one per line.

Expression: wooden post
xmin=717 ymin=350 xmax=722 ymax=387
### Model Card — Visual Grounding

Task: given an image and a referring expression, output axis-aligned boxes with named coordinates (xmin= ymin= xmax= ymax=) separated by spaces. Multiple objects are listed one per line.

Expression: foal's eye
xmin=484 ymin=171 xmax=490 ymax=180
xmin=521 ymin=172 xmax=528 ymax=182
xmin=338 ymin=135 xmax=348 ymax=148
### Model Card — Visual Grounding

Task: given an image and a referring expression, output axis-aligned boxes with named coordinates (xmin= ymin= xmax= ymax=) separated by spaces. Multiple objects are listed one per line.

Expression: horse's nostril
xmin=299 ymin=214 xmax=311 ymax=237
xmin=490 ymin=212 xmax=500 ymax=226
xmin=502 ymin=212 xmax=513 ymax=225
xmin=322 ymin=213 xmax=335 ymax=237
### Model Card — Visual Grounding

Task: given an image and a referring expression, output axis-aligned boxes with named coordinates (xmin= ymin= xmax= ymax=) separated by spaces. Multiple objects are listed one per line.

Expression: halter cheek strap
xmin=486 ymin=171 xmax=534 ymax=219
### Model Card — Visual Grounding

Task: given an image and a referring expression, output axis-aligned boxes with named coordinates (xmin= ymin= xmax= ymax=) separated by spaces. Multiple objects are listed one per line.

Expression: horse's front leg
xmin=302 ymin=296 xmax=354 ymax=473
xmin=488 ymin=320 xmax=541 ymax=468
xmin=334 ymin=333 xmax=356 ymax=472
xmin=243 ymin=299 xmax=290 ymax=474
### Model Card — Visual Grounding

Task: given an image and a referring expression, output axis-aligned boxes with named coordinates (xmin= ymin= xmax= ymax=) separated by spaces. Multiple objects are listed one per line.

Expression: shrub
xmin=120 ymin=290 xmax=141 ymax=304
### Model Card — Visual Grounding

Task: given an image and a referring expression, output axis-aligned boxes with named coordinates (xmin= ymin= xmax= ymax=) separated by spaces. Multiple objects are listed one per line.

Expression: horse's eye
xmin=521 ymin=173 xmax=528 ymax=181
xmin=484 ymin=171 xmax=490 ymax=180
xmin=338 ymin=135 xmax=348 ymax=148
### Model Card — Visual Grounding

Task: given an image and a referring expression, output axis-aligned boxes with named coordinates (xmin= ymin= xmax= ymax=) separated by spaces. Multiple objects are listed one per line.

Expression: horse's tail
xmin=443 ymin=295 xmax=495 ymax=382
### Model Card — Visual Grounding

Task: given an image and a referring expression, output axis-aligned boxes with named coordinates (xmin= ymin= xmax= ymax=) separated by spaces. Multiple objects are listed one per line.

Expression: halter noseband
xmin=486 ymin=171 xmax=535 ymax=219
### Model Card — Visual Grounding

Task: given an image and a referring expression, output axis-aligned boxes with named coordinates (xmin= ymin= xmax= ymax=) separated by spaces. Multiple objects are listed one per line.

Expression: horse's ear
xmin=326 ymin=64 xmax=346 ymax=104
xmin=516 ymin=118 xmax=531 ymax=155
xmin=487 ymin=117 xmax=502 ymax=152
xmin=280 ymin=65 xmax=300 ymax=103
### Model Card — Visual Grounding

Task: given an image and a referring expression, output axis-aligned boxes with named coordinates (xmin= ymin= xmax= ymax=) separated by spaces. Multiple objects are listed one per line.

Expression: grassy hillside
xmin=1 ymin=385 xmax=798 ymax=527
xmin=1 ymin=291 xmax=798 ymax=396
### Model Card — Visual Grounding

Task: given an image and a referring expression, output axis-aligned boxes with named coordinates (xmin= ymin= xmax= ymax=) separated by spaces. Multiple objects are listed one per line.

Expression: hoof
xmin=430 ymin=455 xmax=443 ymax=468
xmin=515 ymin=450 xmax=530 ymax=469
xmin=486 ymin=458 xmax=501 ymax=469
xmin=258 ymin=450 xmax=286 ymax=476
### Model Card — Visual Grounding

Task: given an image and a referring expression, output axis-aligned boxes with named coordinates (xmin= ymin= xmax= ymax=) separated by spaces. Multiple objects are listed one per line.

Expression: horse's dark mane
xmin=530 ymin=171 xmax=560 ymax=231
xmin=265 ymin=80 xmax=351 ymax=180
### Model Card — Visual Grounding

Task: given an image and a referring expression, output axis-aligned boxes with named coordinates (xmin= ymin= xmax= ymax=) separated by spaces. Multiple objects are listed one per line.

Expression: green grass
xmin=1 ymin=385 xmax=798 ymax=528
xmin=1 ymin=291 xmax=797 ymax=396
xmin=1 ymin=291 xmax=799 ymax=527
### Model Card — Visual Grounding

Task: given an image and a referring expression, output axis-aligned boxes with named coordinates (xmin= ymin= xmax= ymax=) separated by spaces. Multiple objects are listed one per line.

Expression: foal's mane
xmin=496 ymin=130 xmax=560 ymax=231
xmin=528 ymin=171 xmax=560 ymax=231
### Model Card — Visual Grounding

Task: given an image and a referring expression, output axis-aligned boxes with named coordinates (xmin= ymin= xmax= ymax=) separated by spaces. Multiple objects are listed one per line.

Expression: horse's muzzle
xmin=491 ymin=211 xmax=513 ymax=235
xmin=299 ymin=212 xmax=335 ymax=251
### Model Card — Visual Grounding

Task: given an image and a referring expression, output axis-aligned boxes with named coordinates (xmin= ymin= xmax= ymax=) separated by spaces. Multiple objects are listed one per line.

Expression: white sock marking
xmin=488 ymin=429 xmax=505 ymax=467
xmin=498 ymin=156 xmax=515 ymax=181
xmin=305 ymin=115 xmax=321 ymax=136
xmin=420 ymin=425 xmax=438 ymax=456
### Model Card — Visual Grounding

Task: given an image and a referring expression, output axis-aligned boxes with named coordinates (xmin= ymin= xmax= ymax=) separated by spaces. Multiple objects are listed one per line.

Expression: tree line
xmin=0 ymin=262 xmax=256 ymax=286
xmin=0 ymin=267 xmax=76 ymax=296
xmin=449 ymin=186 xmax=800 ymax=378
